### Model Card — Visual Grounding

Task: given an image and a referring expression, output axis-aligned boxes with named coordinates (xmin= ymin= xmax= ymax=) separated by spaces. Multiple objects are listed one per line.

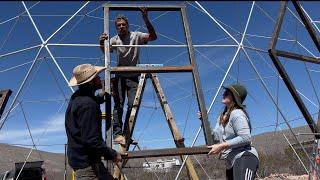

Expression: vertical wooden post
xmin=181 ymin=6 xmax=213 ymax=145
xmin=103 ymin=5 xmax=113 ymax=173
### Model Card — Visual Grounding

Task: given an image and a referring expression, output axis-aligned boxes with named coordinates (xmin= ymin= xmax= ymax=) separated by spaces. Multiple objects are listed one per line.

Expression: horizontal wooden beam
xmin=105 ymin=4 xmax=184 ymax=11
xmin=276 ymin=50 xmax=320 ymax=64
xmin=110 ymin=65 xmax=193 ymax=74
xmin=122 ymin=146 xmax=209 ymax=159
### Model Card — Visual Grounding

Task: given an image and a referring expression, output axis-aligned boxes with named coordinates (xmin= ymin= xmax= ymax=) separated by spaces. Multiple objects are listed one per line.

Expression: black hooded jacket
xmin=65 ymin=87 xmax=117 ymax=170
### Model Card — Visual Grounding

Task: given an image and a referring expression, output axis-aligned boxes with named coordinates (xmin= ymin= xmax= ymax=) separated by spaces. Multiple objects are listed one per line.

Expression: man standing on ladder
xmin=99 ymin=7 xmax=157 ymax=146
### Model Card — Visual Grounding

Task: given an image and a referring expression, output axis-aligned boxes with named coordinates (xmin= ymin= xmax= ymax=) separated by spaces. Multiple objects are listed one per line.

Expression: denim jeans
xmin=75 ymin=162 xmax=114 ymax=180
xmin=112 ymin=76 xmax=139 ymax=137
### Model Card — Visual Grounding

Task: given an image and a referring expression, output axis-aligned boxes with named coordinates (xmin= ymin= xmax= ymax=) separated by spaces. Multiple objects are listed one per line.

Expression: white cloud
xmin=0 ymin=113 xmax=66 ymax=142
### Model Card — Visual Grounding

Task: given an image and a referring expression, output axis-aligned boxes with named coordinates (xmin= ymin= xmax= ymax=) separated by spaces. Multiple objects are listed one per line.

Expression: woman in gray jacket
xmin=198 ymin=84 xmax=259 ymax=180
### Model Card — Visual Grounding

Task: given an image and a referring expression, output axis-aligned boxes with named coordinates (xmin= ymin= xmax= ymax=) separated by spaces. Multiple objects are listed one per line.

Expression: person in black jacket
xmin=65 ymin=63 xmax=121 ymax=179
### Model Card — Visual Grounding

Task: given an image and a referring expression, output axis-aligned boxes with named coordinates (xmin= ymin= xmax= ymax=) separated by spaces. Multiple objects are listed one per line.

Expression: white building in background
xmin=143 ymin=158 xmax=181 ymax=172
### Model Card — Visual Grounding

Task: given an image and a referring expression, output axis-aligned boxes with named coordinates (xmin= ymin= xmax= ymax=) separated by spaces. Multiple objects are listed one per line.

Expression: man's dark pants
xmin=112 ymin=76 xmax=139 ymax=137
xmin=75 ymin=162 xmax=114 ymax=180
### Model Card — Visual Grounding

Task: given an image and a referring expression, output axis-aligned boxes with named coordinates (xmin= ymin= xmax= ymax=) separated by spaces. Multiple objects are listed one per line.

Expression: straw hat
xmin=69 ymin=64 xmax=106 ymax=87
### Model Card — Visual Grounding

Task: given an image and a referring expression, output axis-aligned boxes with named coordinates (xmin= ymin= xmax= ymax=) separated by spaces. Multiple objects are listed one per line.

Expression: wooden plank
xmin=111 ymin=65 xmax=193 ymax=74
xmin=105 ymin=4 xmax=184 ymax=11
xmin=181 ymin=7 xmax=213 ymax=145
xmin=122 ymin=146 xmax=209 ymax=159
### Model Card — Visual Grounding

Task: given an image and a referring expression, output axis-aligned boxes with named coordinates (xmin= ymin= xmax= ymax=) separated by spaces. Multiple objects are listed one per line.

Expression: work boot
xmin=114 ymin=135 xmax=126 ymax=146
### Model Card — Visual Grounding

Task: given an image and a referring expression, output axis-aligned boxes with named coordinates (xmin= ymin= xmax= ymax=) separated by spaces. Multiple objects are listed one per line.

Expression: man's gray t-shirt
xmin=110 ymin=31 xmax=148 ymax=77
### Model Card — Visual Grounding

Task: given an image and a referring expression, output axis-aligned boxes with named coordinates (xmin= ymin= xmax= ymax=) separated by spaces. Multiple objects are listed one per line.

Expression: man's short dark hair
xmin=115 ymin=14 xmax=129 ymax=27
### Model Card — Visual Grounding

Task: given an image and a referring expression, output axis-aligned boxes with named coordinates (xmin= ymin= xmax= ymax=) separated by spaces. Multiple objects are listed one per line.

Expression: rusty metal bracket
xmin=0 ymin=89 xmax=12 ymax=119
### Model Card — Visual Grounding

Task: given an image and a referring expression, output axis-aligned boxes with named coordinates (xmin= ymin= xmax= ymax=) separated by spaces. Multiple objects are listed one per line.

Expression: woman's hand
xmin=207 ymin=142 xmax=229 ymax=155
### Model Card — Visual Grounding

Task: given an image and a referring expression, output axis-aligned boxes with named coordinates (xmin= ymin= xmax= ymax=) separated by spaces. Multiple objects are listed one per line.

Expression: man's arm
xmin=99 ymin=33 xmax=113 ymax=54
xmin=141 ymin=7 xmax=157 ymax=42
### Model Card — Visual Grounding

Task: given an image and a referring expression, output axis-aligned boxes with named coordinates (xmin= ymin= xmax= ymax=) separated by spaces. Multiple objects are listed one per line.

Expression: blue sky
xmin=0 ymin=1 xmax=319 ymax=154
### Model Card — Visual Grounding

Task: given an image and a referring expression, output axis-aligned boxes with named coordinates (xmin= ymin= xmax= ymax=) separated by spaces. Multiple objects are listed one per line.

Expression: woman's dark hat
xmin=222 ymin=83 xmax=247 ymax=108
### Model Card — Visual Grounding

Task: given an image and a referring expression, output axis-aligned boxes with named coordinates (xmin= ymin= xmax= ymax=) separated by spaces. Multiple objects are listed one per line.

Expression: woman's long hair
xmin=219 ymin=92 xmax=250 ymax=129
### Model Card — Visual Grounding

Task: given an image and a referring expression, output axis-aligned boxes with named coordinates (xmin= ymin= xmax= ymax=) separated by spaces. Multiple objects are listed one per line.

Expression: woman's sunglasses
xmin=223 ymin=90 xmax=232 ymax=97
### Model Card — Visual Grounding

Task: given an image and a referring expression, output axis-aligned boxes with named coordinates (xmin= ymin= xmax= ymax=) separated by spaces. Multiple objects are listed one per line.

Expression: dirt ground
xmin=258 ymin=173 xmax=309 ymax=180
